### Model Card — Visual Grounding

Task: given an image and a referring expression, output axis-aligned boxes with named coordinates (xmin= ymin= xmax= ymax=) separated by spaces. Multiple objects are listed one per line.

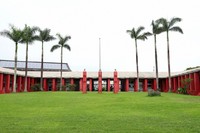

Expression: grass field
xmin=0 ymin=92 xmax=200 ymax=133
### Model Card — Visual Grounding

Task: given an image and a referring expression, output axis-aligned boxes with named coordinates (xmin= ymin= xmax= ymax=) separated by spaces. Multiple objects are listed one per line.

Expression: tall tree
xmin=0 ymin=25 xmax=23 ymax=92
xmin=50 ymin=33 xmax=71 ymax=91
xmin=151 ymin=20 xmax=164 ymax=91
xmin=127 ymin=27 xmax=151 ymax=91
xmin=21 ymin=24 xmax=38 ymax=92
xmin=157 ymin=17 xmax=183 ymax=92
xmin=36 ymin=28 xmax=55 ymax=91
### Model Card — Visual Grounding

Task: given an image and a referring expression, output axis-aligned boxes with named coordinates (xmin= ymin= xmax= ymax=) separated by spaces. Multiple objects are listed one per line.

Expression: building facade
xmin=0 ymin=65 xmax=200 ymax=95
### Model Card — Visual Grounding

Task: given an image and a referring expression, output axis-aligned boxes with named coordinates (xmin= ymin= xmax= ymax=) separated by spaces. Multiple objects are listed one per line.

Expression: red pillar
xmin=52 ymin=78 xmax=56 ymax=91
xmin=11 ymin=75 xmax=14 ymax=92
xmin=173 ymin=77 xmax=177 ymax=92
xmin=107 ymin=79 xmax=110 ymax=92
xmin=27 ymin=77 xmax=31 ymax=92
xmin=62 ymin=79 xmax=65 ymax=91
xmin=70 ymin=78 xmax=74 ymax=84
xmin=194 ymin=72 xmax=200 ymax=94
xmin=165 ymin=78 xmax=169 ymax=92
xmin=17 ymin=76 xmax=22 ymax=92
xmin=79 ymin=79 xmax=83 ymax=91
xmin=125 ymin=78 xmax=129 ymax=92
xmin=89 ymin=79 xmax=93 ymax=92
xmin=143 ymin=79 xmax=148 ymax=92
xmin=5 ymin=74 xmax=10 ymax=93
xmin=98 ymin=70 xmax=102 ymax=93
xmin=43 ymin=79 xmax=47 ymax=91
xmin=114 ymin=70 xmax=118 ymax=93
xmin=0 ymin=73 xmax=3 ymax=94
xmin=152 ymin=79 xmax=157 ymax=91
xmin=82 ymin=70 xmax=87 ymax=93
xmin=134 ymin=79 xmax=138 ymax=92
xmin=189 ymin=73 xmax=194 ymax=92
xmin=178 ymin=76 xmax=181 ymax=88
xmin=21 ymin=77 xmax=25 ymax=92
xmin=161 ymin=79 xmax=166 ymax=92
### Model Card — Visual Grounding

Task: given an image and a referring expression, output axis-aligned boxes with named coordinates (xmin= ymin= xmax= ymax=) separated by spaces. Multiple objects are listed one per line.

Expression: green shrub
xmin=177 ymin=87 xmax=188 ymax=94
xmin=67 ymin=84 xmax=76 ymax=91
xmin=56 ymin=84 xmax=67 ymax=91
xmin=148 ymin=89 xmax=161 ymax=97
xmin=31 ymin=84 xmax=41 ymax=91
xmin=178 ymin=78 xmax=192 ymax=95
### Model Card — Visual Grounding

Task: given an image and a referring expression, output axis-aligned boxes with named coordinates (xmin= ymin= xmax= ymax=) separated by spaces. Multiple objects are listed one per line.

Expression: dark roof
xmin=0 ymin=60 xmax=71 ymax=71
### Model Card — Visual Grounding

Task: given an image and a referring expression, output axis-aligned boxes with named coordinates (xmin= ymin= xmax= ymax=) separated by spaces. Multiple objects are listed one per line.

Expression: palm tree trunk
xmin=154 ymin=35 xmax=159 ymax=91
xmin=135 ymin=39 xmax=139 ymax=91
xmin=13 ymin=42 xmax=18 ymax=92
xmin=24 ymin=42 xmax=28 ymax=92
xmin=60 ymin=47 xmax=63 ymax=91
xmin=40 ymin=41 xmax=44 ymax=91
xmin=167 ymin=32 xmax=172 ymax=92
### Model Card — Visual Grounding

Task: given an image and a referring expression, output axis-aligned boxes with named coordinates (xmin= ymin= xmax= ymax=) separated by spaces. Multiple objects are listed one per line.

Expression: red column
xmin=11 ymin=75 xmax=14 ymax=92
xmin=43 ymin=79 xmax=47 ymax=91
xmin=143 ymin=79 xmax=148 ymax=92
xmin=125 ymin=78 xmax=129 ymax=92
xmin=89 ymin=79 xmax=93 ymax=92
xmin=173 ymin=77 xmax=177 ymax=92
xmin=194 ymin=72 xmax=200 ymax=94
xmin=152 ymin=79 xmax=157 ymax=91
xmin=178 ymin=76 xmax=181 ymax=88
xmin=82 ymin=70 xmax=87 ymax=93
xmin=0 ymin=73 xmax=3 ymax=94
xmin=79 ymin=79 xmax=83 ymax=91
xmin=134 ymin=79 xmax=138 ymax=92
xmin=52 ymin=78 xmax=56 ymax=91
xmin=165 ymin=78 xmax=169 ymax=92
xmin=189 ymin=73 xmax=194 ymax=92
xmin=22 ymin=77 xmax=25 ymax=92
xmin=5 ymin=74 xmax=10 ymax=93
xmin=107 ymin=79 xmax=110 ymax=92
xmin=27 ymin=77 xmax=31 ymax=92
xmin=17 ymin=76 xmax=22 ymax=92
xmin=161 ymin=79 xmax=166 ymax=92
xmin=98 ymin=70 xmax=102 ymax=93
xmin=62 ymin=79 xmax=65 ymax=91
xmin=30 ymin=78 xmax=35 ymax=92
xmin=70 ymin=78 xmax=74 ymax=85
xmin=114 ymin=70 xmax=119 ymax=93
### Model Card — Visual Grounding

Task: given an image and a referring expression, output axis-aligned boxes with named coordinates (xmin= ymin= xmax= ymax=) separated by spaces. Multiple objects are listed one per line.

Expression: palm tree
xmin=151 ymin=20 xmax=164 ymax=91
xmin=127 ymin=26 xmax=152 ymax=91
xmin=36 ymin=28 xmax=55 ymax=91
xmin=50 ymin=33 xmax=71 ymax=91
xmin=0 ymin=24 xmax=23 ymax=92
xmin=21 ymin=24 xmax=38 ymax=92
xmin=157 ymin=17 xmax=183 ymax=92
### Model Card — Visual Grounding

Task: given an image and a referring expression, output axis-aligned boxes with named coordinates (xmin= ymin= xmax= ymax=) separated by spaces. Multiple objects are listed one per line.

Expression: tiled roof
xmin=0 ymin=60 xmax=71 ymax=71
xmin=0 ymin=67 xmax=199 ymax=79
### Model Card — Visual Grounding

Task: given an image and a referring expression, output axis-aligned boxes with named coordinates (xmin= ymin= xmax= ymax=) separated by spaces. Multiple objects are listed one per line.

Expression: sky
xmin=0 ymin=0 xmax=199 ymax=72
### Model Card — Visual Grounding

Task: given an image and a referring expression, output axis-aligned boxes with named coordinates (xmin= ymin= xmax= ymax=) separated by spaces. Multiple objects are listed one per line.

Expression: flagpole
xmin=99 ymin=38 xmax=101 ymax=71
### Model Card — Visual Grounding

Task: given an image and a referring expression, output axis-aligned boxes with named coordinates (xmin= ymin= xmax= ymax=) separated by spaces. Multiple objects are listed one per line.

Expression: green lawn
xmin=0 ymin=92 xmax=200 ymax=133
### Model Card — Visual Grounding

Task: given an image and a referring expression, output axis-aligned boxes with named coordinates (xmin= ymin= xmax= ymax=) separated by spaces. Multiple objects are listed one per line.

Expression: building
xmin=0 ymin=60 xmax=199 ymax=95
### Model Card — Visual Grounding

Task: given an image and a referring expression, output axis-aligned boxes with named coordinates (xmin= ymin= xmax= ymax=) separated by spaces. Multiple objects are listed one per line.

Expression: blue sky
xmin=0 ymin=0 xmax=199 ymax=72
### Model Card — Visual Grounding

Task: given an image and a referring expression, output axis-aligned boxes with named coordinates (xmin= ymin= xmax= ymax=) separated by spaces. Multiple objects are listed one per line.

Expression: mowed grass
xmin=0 ymin=92 xmax=200 ymax=133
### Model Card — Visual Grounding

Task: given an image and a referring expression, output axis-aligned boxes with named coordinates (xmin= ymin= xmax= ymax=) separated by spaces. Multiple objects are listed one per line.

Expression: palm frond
xmin=56 ymin=33 xmax=63 ymax=41
xmin=21 ymin=24 xmax=38 ymax=44
xmin=63 ymin=36 xmax=71 ymax=44
xmin=169 ymin=26 xmax=183 ymax=34
xmin=37 ymin=28 xmax=55 ymax=42
xmin=169 ymin=17 xmax=182 ymax=28
xmin=63 ymin=44 xmax=71 ymax=51
xmin=137 ymin=35 xmax=147 ymax=41
xmin=126 ymin=28 xmax=136 ymax=39
xmin=0 ymin=25 xmax=23 ymax=43
xmin=136 ymin=26 xmax=145 ymax=36
xmin=143 ymin=32 xmax=152 ymax=37
xmin=50 ymin=44 xmax=61 ymax=52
